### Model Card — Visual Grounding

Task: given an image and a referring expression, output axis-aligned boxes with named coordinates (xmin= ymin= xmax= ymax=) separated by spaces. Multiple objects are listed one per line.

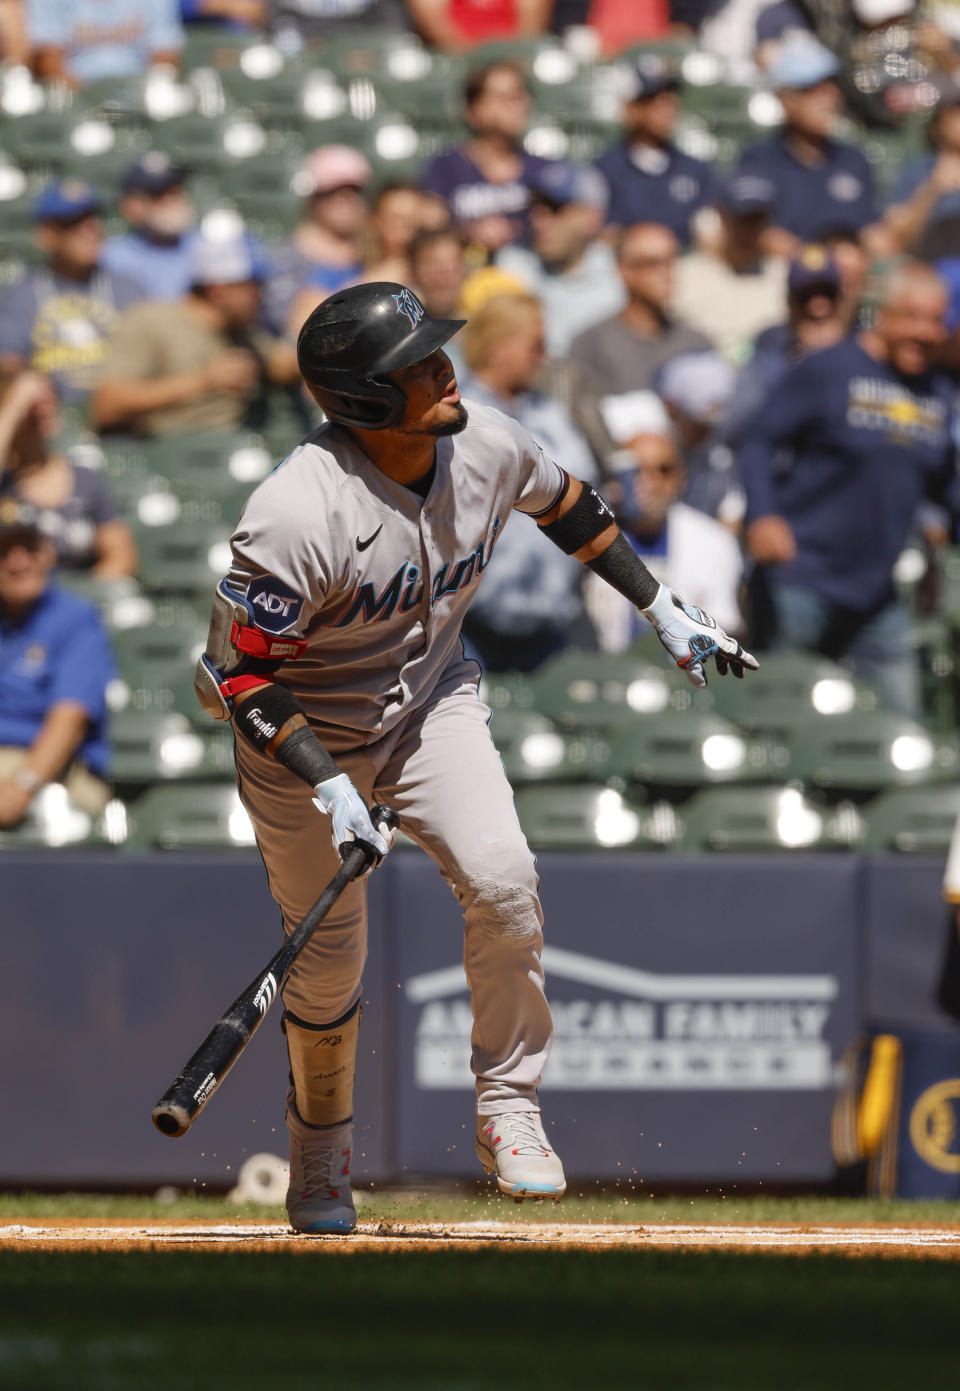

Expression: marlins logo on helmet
xmin=392 ymin=288 xmax=424 ymax=328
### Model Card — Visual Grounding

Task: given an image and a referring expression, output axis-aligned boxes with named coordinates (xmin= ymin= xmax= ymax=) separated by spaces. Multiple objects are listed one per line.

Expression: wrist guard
xmin=585 ymin=532 xmax=660 ymax=610
xmin=540 ymin=481 xmax=615 ymax=555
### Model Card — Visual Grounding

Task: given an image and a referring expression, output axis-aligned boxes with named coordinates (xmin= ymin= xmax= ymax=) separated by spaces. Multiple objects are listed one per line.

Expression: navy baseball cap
xmin=528 ymin=161 xmax=607 ymax=210
xmin=0 ymin=497 xmax=42 ymax=541
xmin=627 ymin=54 xmax=680 ymax=103
xmin=32 ymin=178 xmax=101 ymax=224
xmin=720 ymin=175 xmax=777 ymax=216
xmin=788 ymin=244 xmax=841 ymax=297
xmin=120 ymin=151 xmax=188 ymax=196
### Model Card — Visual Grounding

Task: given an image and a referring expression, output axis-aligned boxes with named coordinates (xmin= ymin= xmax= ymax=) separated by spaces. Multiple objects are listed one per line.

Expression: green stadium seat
xmin=478 ymin=670 xmax=537 ymax=714
xmin=489 ymin=708 xmax=612 ymax=785
xmin=707 ymin=651 xmax=877 ymax=734
xmin=606 ymin=711 xmax=767 ymax=793
xmin=108 ymin=709 xmax=235 ymax=788
xmin=131 ymin=518 xmax=233 ymax=597
xmin=109 ymin=619 xmax=206 ymax=715
xmin=514 ymin=783 xmax=672 ymax=850
xmin=527 ymin=650 xmax=698 ymax=733
xmin=785 ymin=711 xmax=960 ymax=795
xmin=861 ymin=784 xmax=960 ymax=853
xmin=125 ymin=782 xmax=257 ymax=850
xmin=677 ymin=785 xmax=855 ymax=852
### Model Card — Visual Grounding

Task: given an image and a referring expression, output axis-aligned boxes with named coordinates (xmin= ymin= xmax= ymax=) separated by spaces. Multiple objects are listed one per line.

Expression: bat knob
xmin=152 ymin=1100 xmax=192 ymax=1138
xmin=371 ymin=804 xmax=400 ymax=834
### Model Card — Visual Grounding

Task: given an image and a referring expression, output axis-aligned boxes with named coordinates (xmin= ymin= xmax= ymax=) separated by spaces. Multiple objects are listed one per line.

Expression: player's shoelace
xmin=296 ymin=1142 xmax=350 ymax=1197
xmin=489 ymin=1112 xmax=553 ymax=1156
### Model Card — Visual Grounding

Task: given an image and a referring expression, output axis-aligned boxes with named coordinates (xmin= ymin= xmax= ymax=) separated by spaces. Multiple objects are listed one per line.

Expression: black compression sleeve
xmin=233 ymin=684 xmax=339 ymax=786
xmin=585 ymin=532 xmax=660 ymax=610
xmin=273 ymin=724 xmax=340 ymax=787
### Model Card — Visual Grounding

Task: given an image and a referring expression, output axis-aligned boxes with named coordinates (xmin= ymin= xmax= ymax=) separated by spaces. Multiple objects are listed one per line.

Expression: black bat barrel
xmin=151 ymin=807 xmax=398 ymax=1139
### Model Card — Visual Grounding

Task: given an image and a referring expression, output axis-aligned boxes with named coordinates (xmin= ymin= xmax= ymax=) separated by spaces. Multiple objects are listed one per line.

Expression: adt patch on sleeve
xmin=247 ymin=575 xmax=305 ymax=634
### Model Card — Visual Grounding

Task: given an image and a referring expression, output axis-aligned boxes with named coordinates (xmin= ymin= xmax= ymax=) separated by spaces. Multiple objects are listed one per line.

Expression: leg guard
xmin=283 ymin=1000 xmax=361 ymax=1128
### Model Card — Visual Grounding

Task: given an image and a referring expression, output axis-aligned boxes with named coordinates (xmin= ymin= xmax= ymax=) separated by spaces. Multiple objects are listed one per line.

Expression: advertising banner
xmin=392 ymin=854 xmax=862 ymax=1183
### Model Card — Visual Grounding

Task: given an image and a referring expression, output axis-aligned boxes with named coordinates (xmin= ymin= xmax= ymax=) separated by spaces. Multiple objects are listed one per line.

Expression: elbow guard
xmin=539 ymin=481 xmax=615 ymax=555
xmin=195 ymin=578 xmax=307 ymax=722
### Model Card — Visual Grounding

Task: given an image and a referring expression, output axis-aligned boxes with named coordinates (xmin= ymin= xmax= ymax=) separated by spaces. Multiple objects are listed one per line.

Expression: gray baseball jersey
xmin=227 ymin=397 xmax=566 ymax=739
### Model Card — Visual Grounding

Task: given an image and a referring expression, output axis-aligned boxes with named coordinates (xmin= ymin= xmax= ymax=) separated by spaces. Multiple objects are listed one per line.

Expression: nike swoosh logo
xmin=356 ymin=525 xmax=383 ymax=551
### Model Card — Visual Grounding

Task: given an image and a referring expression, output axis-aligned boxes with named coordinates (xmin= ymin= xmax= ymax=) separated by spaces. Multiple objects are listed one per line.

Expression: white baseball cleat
xmin=476 ymin=1111 xmax=566 ymax=1201
xmin=286 ymin=1116 xmax=357 ymax=1235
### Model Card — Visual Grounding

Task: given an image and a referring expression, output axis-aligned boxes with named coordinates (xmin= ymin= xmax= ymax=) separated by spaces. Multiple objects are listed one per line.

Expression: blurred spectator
xmin=459 ymin=292 xmax=598 ymax=671
xmin=885 ymin=77 xmax=960 ymax=260
xmin=362 ymin=183 xmax=429 ymax=286
xmin=179 ymin=1 xmax=266 ymax=28
xmin=567 ymin=223 xmax=711 ymax=397
xmin=741 ymin=261 xmax=957 ymax=716
xmin=497 ymin=163 xmax=624 ymax=357
xmin=726 ymin=244 xmax=849 ymax=442
xmin=91 ymin=235 xmax=297 ymax=438
xmin=263 ymin=145 xmax=371 ymax=338
xmin=756 ymin=0 xmax=812 ymax=68
xmin=290 ymin=182 xmax=436 ymax=336
xmin=735 ymin=39 xmax=880 ymax=254
xmin=410 ymin=228 xmax=467 ymax=320
xmin=420 ymin=61 xmax=557 ymax=256
xmin=0 ymin=499 xmax=114 ymax=826
xmin=582 ymin=0 xmax=671 ymax=53
xmin=822 ymin=226 xmax=870 ymax=321
xmin=673 ymin=175 xmax=788 ymax=361
xmin=27 ymin=0 xmax=184 ymax=86
xmin=266 ymin=0 xmax=409 ymax=50
xmin=0 ymin=371 xmax=136 ymax=576
xmin=0 ymin=0 xmax=27 ymax=63
xmin=585 ymin=390 xmax=742 ymax=650
xmin=656 ymin=349 xmax=741 ymax=522
xmin=0 ymin=180 xmax=143 ymax=405
xmin=102 ymin=154 xmax=199 ymax=302
xmin=594 ymin=55 xmax=719 ymax=249
xmin=408 ymin=0 xmax=553 ymax=50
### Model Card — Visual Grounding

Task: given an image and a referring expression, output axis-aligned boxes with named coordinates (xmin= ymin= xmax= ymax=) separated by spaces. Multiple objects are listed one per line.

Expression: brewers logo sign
xmin=909 ymin=1079 xmax=960 ymax=1173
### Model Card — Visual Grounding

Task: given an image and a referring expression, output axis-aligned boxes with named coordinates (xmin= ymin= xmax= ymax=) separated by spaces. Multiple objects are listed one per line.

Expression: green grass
xmin=1 ymin=1247 xmax=957 ymax=1391
xmin=3 ymin=1191 xmax=958 ymax=1390
xmin=3 ymin=1188 xmax=960 ymax=1225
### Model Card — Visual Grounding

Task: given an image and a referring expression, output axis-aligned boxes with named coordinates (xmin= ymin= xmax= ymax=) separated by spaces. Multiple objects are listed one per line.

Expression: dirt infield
xmin=5 ymin=1217 xmax=960 ymax=1256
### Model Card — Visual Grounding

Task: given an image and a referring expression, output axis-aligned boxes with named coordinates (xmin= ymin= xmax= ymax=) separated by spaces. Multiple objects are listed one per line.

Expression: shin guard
xmin=283 ymin=1000 xmax=360 ymax=1128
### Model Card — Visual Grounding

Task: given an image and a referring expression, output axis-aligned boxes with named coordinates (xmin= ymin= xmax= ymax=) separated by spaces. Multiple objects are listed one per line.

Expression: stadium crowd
xmin=2 ymin=0 xmax=960 ymax=835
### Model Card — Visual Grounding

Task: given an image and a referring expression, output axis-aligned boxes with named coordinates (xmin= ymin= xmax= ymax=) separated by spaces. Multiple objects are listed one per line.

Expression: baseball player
xmin=197 ymin=282 xmax=757 ymax=1234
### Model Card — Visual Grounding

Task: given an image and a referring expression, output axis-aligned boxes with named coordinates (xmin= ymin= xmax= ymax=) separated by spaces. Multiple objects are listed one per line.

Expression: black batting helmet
xmin=297 ymin=282 xmax=465 ymax=430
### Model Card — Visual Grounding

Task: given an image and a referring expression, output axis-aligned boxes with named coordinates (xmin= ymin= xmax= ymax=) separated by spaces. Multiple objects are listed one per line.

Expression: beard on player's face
xmin=425 ymin=402 xmax=469 ymax=436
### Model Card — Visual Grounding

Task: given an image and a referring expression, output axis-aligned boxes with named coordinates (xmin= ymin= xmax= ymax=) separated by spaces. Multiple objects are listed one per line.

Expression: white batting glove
xmin=642 ymin=584 xmax=759 ymax=689
xmin=312 ymin=773 xmax=395 ymax=876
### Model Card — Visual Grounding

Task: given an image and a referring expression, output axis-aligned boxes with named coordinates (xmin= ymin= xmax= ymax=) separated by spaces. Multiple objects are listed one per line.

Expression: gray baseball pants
xmin=234 ymin=662 xmax=553 ymax=1114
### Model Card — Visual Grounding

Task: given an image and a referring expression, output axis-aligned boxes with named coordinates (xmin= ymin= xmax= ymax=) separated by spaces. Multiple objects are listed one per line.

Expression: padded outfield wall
xmin=1 ymin=851 xmax=957 ymax=1188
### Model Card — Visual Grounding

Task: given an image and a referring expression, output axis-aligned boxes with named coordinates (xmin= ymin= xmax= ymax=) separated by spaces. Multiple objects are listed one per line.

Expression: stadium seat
xmin=514 ymin=783 xmax=671 ymax=850
xmin=488 ymin=708 xmax=612 ymax=785
xmin=142 ymin=431 xmax=273 ymax=498
xmin=108 ymin=709 xmax=234 ymax=788
xmin=606 ymin=711 xmax=767 ymax=794
xmin=677 ymin=785 xmax=855 ymax=852
xmin=707 ymin=651 xmax=876 ymax=734
xmin=477 ymin=670 xmax=537 ymax=714
xmin=109 ymin=620 xmax=206 ymax=716
xmin=125 ymin=782 xmax=257 ymax=850
xmin=131 ymin=519 xmax=233 ymax=598
xmin=785 ymin=711 xmax=960 ymax=795
xmin=862 ymin=784 xmax=960 ymax=853
xmin=527 ymin=650 xmax=697 ymax=733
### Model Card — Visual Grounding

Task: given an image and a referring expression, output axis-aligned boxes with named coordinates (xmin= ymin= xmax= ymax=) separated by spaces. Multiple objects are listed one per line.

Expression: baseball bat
xmin=151 ymin=805 xmax=399 ymax=1139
